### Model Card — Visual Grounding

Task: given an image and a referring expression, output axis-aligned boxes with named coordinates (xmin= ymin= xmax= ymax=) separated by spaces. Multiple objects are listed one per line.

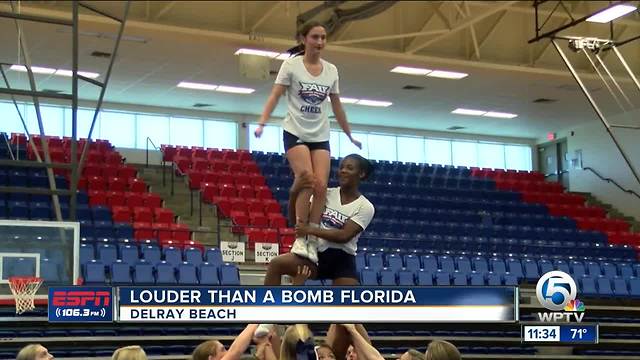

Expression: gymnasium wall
xmin=564 ymin=109 xmax=640 ymax=221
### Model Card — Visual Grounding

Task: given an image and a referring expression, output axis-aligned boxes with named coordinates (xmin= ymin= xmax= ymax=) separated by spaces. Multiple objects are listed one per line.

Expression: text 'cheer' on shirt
xmin=275 ymin=56 xmax=339 ymax=143
xmin=318 ymin=187 xmax=375 ymax=256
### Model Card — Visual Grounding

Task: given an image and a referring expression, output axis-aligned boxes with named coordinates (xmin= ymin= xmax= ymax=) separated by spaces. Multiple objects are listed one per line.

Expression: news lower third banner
xmin=117 ymin=286 xmax=518 ymax=323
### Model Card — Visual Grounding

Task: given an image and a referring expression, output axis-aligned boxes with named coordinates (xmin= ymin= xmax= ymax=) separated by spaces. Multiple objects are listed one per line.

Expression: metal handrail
xmin=0 ymin=132 xmax=14 ymax=160
xmin=145 ymin=136 xmax=159 ymax=168
xmin=583 ymin=166 xmax=640 ymax=201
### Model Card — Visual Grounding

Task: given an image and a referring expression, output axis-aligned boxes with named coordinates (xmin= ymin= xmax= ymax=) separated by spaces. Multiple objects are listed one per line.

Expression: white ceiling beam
xmin=478 ymin=10 xmax=507 ymax=50
xmin=7 ymin=2 xmax=630 ymax=83
xmin=332 ymin=22 xmax=355 ymax=41
xmin=456 ymin=2 xmax=480 ymax=60
xmin=407 ymin=1 xmax=517 ymax=55
xmin=240 ymin=2 xmax=247 ymax=33
xmin=251 ymin=2 xmax=282 ymax=33
xmin=474 ymin=1 xmax=640 ymax=28
xmin=331 ymin=29 xmax=449 ymax=45
xmin=405 ymin=2 xmax=447 ymax=52
xmin=154 ymin=1 xmax=176 ymax=21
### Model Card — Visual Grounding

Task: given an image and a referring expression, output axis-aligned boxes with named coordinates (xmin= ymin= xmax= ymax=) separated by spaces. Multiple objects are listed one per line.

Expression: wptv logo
xmin=536 ymin=271 xmax=585 ymax=323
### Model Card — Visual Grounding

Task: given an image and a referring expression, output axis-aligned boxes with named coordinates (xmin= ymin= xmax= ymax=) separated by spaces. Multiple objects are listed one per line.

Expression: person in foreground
xmin=263 ymin=154 xmax=375 ymax=286
xmin=255 ymin=20 xmax=361 ymax=266
xmin=112 ymin=346 xmax=147 ymax=360
xmin=16 ymin=344 xmax=54 ymax=360
xmin=191 ymin=324 xmax=259 ymax=360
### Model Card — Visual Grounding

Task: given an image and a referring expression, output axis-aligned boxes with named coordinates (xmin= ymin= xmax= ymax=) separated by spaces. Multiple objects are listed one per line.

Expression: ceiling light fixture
xmin=10 ymin=64 xmax=100 ymax=78
xmin=427 ymin=70 xmax=469 ymax=79
xmin=177 ymin=81 xmax=255 ymax=94
xmin=483 ymin=111 xmax=518 ymax=119
xmin=235 ymin=48 xmax=290 ymax=60
xmin=215 ymin=85 xmax=255 ymax=94
xmin=451 ymin=108 xmax=518 ymax=118
xmin=586 ymin=4 xmax=637 ymax=23
xmin=177 ymin=81 xmax=218 ymax=91
xmin=452 ymin=108 xmax=486 ymax=116
xmin=356 ymin=99 xmax=393 ymax=107
xmin=390 ymin=66 xmax=432 ymax=76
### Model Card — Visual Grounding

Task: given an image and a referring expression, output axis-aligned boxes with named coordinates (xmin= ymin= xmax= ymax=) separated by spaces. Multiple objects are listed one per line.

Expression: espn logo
xmin=52 ymin=290 xmax=111 ymax=307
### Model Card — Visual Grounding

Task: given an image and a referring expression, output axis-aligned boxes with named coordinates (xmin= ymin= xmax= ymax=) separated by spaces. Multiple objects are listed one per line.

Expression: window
xmin=64 ymin=108 xmax=100 ymax=139
xmin=136 ymin=114 xmax=169 ymax=149
xmin=249 ymin=124 xmax=282 ymax=153
xmin=100 ymin=111 xmax=135 ymax=148
xmin=26 ymin=105 xmax=64 ymax=137
xmin=478 ymin=143 xmax=506 ymax=169
xmin=170 ymin=117 xmax=203 ymax=147
xmin=452 ymin=141 xmax=478 ymax=167
xmin=0 ymin=101 xmax=26 ymax=134
xmin=204 ymin=120 xmax=237 ymax=150
xmin=339 ymin=131 xmax=368 ymax=158
xmin=425 ymin=139 xmax=452 ymax=165
xmin=505 ymin=145 xmax=533 ymax=171
xmin=367 ymin=134 xmax=396 ymax=161
xmin=397 ymin=136 xmax=426 ymax=163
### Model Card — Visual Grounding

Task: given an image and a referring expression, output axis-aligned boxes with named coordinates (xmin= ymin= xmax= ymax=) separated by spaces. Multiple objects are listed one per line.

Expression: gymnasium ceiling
xmin=0 ymin=1 xmax=639 ymax=140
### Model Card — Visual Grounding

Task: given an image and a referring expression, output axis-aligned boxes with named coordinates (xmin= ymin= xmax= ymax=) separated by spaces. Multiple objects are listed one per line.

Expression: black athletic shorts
xmin=283 ymin=130 xmax=330 ymax=153
xmin=316 ymin=247 xmax=359 ymax=281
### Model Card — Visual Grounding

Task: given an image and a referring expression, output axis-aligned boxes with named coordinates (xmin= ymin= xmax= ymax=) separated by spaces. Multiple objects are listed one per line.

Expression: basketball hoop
xmin=8 ymin=276 xmax=43 ymax=314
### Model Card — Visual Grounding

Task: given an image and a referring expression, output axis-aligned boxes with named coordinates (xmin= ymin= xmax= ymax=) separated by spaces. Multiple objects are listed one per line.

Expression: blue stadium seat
xmin=141 ymin=245 xmax=161 ymax=264
xmin=618 ymin=263 xmax=634 ymax=279
xmin=435 ymin=271 xmax=450 ymax=286
xmin=219 ymin=263 xmax=240 ymax=285
xmin=305 ymin=279 xmax=323 ymax=286
xmin=469 ymin=272 xmax=485 ymax=286
xmin=156 ymin=261 xmax=177 ymax=285
xmin=133 ymin=260 xmax=155 ymax=285
xmin=178 ymin=262 xmax=198 ymax=285
xmin=91 ymin=206 xmax=111 ymax=222
xmin=199 ymin=263 xmax=220 ymax=285
xmin=553 ymin=259 xmax=570 ymax=274
xmin=601 ymin=262 xmax=617 ymax=278
xmin=111 ymin=261 xmax=133 ymax=285
xmin=205 ymin=248 xmax=223 ymax=265
xmin=506 ymin=259 xmax=523 ymax=279
xmin=120 ymin=245 xmax=139 ymax=265
xmin=5 ymin=257 xmax=36 ymax=277
xmin=80 ymin=243 xmax=94 ymax=264
xmin=456 ymin=256 xmax=472 ymax=274
xmin=417 ymin=270 xmax=433 ymax=286
xmin=84 ymin=260 xmax=106 ymax=284
xmin=629 ymin=278 xmax=640 ymax=298
xmin=163 ymin=246 xmax=183 ymax=266
xmin=184 ymin=247 xmax=203 ymax=266
xmin=404 ymin=254 xmax=421 ymax=272
xmin=596 ymin=276 xmax=613 ymax=296
xmin=571 ymin=261 xmax=586 ymax=278
xmin=397 ymin=269 xmax=415 ymax=285
xmin=29 ymin=202 xmax=51 ymax=219
xmin=452 ymin=272 xmax=467 ymax=286
xmin=40 ymin=258 xmax=61 ymax=282
xmin=523 ymin=259 xmax=539 ymax=281
xmin=489 ymin=258 xmax=506 ymax=274
xmin=439 ymin=255 xmax=455 ymax=273
xmin=386 ymin=254 xmax=403 ymax=270
xmin=503 ymin=274 xmax=519 ymax=286
xmin=487 ymin=273 xmax=502 ymax=286
xmin=586 ymin=261 xmax=602 ymax=276
xmin=114 ymin=223 xmax=134 ymax=239
xmin=93 ymin=221 xmax=114 ymax=238
xmin=8 ymin=201 xmax=28 ymax=218
xmin=360 ymin=267 xmax=378 ymax=285
xmin=472 ymin=257 xmax=488 ymax=273
xmin=366 ymin=253 xmax=384 ymax=270
xmin=612 ymin=277 xmax=629 ymax=297
xmin=379 ymin=268 xmax=396 ymax=285
xmin=580 ymin=276 xmax=597 ymax=296
xmin=355 ymin=253 xmax=366 ymax=270
xmin=421 ymin=255 xmax=438 ymax=273
xmin=97 ymin=244 xmax=117 ymax=264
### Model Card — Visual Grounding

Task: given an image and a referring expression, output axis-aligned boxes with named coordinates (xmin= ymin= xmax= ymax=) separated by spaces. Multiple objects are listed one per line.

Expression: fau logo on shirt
xmin=298 ymin=82 xmax=329 ymax=114
xmin=322 ymin=207 xmax=349 ymax=229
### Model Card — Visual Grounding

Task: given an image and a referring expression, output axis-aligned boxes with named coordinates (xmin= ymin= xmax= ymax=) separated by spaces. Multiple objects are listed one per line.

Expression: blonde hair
xmin=192 ymin=340 xmax=222 ymax=360
xmin=17 ymin=344 xmax=43 ymax=360
xmin=405 ymin=349 xmax=426 ymax=360
xmin=112 ymin=346 xmax=147 ymax=360
xmin=280 ymin=324 xmax=314 ymax=360
xmin=425 ymin=341 xmax=460 ymax=360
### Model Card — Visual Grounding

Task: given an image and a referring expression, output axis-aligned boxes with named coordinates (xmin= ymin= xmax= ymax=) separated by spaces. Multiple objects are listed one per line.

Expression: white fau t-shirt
xmin=317 ymin=187 xmax=375 ymax=256
xmin=275 ymin=56 xmax=339 ymax=143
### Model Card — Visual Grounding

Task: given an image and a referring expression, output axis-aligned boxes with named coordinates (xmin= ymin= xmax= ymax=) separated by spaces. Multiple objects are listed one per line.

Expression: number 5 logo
xmin=536 ymin=271 xmax=577 ymax=311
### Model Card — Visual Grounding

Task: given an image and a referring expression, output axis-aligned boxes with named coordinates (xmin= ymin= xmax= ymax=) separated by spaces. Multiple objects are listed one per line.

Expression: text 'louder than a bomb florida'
xmin=117 ymin=287 xmax=518 ymax=323
xmin=536 ymin=271 xmax=586 ymax=323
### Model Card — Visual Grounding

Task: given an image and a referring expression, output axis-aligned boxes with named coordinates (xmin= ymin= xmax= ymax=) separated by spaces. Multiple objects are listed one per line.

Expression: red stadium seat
xmin=88 ymin=190 xmax=108 ymax=206
xmin=218 ymin=172 xmax=234 ymax=186
xmin=202 ymin=171 xmax=219 ymax=184
xmin=192 ymin=159 xmax=209 ymax=171
xmin=87 ymin=176 xmax=106 ymax=191
xmin=263 ymin=229 xmax=279 ymax=243
xmin=237 ymin=185 xmax=255 ymax=198
xmin=249 ymin=174 xmax=267 ymax=187
xmin=133 ymin=222 xmax=153 ymax=240
xmin=106 ymin=191 xmax=126 ymax=208
xmin=83 ymin=164 xmax=101 ymax=177
xmin=264 ymin=199 xmax=281 ymax=214
xmin=218 ymin=184 xmax=237 ymax=198
xmin=102 ymin=165 xmax=120 ymax=179
xmin=125 ymin=192 xmax=146 ymax=208
xmin=230 ymin=198 xmax=248 ymax=213
xmin=112 ymin=206 xmax=132 ymax=223
xmin=201 ymin=183 xmax=219 ymax=203
xmin=187 ymin=170 xmax=204 ymax=190
xmin=154 ymin=208 xmax=174 ymax=224
xmin=228 ymin=161 xmax=243 ymax=173
xmin=207 ymin=150 xmax=223 ymax=162
xmin=108 ymin=177 xmax=127 ymax=192
xmin=246 ymin=199 xmax=264 ymax=213
xmin=234 ymin=174 xmax=252 ymax=186
xmin=255 ymin=186 xmax=272 ymax=200
xmin=129 ymin=178 xmax=147 ymax=193
xmin=192 ymin=148 xmax=207 ymax=159
xmin=268 ymin=213 xmax=287 ymax=228
xmin=171 ymin=223 xmax=191 ymax=241
xmin=153 ymin=223 xmax=173 ymax=242
xmin=230 ymin=211 xmax=249 ymax=232
xmin=118 ymin=166 xmax=137 ymax=180
xmin=249 ymin=212 xmax=268 ymax=227
xmin=242 ymin=162 xmax=260 ymax=174
xmin=143 ymin=193 xmax=163 ymax=208
xmin=133 ymin=207 xmax=153 ymax=223
xmin=210 ymin=196 xmax=232 ymax=218
xmin=161 ymin=145 xmax=177 ymax=162
xmin=211 ymin=160 xmax=228 ymax=172
xmin=222 ymin=150 xmax=239 ymax=161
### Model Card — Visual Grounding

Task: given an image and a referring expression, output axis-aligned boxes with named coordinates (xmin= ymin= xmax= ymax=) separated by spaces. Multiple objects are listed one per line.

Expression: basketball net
xmin=8 ymin=276 xmax=43 ymax=314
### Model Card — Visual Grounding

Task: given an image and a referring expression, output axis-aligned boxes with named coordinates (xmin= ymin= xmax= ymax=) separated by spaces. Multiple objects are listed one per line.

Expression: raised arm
xmin=220 ymin=324 xmax=259 ymax=360
xmin=341 ymin=324 xmax=384 ymax=360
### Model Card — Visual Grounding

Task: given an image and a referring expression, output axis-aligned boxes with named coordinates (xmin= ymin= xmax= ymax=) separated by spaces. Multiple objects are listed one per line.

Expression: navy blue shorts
xmin=316 ymin=248 xmax=359 ymax=281
xmin=283 ymin=131 xmax=330 ymax=153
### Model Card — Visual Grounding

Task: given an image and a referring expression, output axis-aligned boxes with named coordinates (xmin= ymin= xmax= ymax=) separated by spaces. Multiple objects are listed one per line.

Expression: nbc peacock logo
xmin=564 ymin=299 xmax=585 ymax=312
